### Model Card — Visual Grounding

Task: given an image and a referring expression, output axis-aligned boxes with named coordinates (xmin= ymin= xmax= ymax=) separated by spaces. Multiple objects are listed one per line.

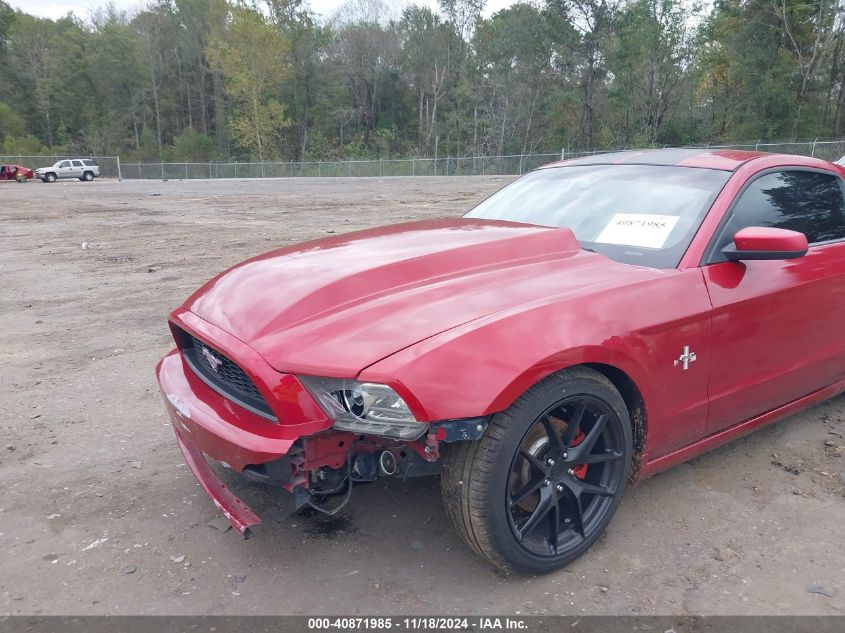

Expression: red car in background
xmin=156 ymin=149 xmax=845 ymax=573
xmin=0 ymin=164 xmax=33 ymax=181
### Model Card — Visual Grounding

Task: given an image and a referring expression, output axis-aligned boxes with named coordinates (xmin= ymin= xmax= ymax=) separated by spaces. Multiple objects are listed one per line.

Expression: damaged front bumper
xmin=172 ymin=424 xmax=262 ymax=538
xmin=155 ymin=311 xmax=481 ymax=536
xmin=157 ymin=348 xmax=317 ymax=537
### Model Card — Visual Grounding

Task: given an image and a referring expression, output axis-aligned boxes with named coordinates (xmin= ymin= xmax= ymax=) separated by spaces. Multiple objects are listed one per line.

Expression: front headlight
xmin=298 ymin=376 xmax=425 ymax=440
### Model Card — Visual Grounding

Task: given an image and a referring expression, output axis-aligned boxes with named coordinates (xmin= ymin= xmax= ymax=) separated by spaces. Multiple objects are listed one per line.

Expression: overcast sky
xmin=8 ymin=0 xmax=515 ymax=22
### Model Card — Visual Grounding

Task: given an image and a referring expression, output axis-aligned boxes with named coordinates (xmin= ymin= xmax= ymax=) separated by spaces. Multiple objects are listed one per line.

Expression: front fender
xmin=484 ymin=344 xmax=653 ymax=415
xmin=359 ymin=310 xmax=655 ymax=423
xmin=360 ymin=268 xmax=711 ymax=458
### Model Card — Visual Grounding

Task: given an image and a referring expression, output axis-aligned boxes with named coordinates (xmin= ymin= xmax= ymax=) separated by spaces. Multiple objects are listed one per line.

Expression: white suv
xmin=36 ymin=159 xmax=100 ymax=183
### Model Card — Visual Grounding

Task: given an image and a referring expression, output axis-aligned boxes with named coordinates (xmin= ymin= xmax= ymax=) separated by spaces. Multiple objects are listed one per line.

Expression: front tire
xmin=441 ymin=367 xmax=633 ymax=574
xmin=44 ymin=172 xmax=56 ymax=183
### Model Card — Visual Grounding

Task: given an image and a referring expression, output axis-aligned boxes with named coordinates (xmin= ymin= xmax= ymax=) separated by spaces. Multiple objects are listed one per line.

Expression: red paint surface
xmin=704 ymin=243 xmax=845 ymax=434
xmin=172 ymin=423 xmax=261 ymax=537
xmin=732 ymin=226 xmax=808 ymax=253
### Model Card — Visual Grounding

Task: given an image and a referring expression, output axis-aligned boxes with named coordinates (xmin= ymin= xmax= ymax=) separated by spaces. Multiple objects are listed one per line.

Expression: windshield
xmin=465 ymin=164 xmax=731 ymax=268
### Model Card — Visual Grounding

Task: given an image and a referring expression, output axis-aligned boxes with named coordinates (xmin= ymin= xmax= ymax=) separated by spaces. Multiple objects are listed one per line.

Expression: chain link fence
xmin=117 ymin=140 xmax=845 ymax=179
xmin=119 ymin=153 xmax=561 ymax=180
xmin=3 ymin=140 xmax=844 ymax=181
xmin=717 ymin=139 xmax=845 ymax=162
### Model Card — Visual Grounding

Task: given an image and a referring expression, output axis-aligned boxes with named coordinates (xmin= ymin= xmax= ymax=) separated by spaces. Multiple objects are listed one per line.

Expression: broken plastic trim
xmin=430 ymin=417 xmax=488 ymax=442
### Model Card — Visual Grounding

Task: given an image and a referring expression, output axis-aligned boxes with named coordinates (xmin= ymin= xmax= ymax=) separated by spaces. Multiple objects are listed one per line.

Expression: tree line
xmin=0 ymin=0 xmax=843 ymax=162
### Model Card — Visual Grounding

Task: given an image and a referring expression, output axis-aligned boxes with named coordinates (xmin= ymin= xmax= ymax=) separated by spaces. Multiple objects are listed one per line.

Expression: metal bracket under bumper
xmin=173 ymin=426 xmax=262 ymax=538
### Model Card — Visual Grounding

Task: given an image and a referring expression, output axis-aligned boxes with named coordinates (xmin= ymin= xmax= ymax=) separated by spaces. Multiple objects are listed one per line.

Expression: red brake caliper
xmin=569 ymin=430 xmax=588 ymax=480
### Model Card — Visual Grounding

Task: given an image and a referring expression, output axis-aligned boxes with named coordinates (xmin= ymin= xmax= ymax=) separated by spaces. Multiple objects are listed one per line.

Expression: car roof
xmin=542 ymin=148 xmax=831 ymax=172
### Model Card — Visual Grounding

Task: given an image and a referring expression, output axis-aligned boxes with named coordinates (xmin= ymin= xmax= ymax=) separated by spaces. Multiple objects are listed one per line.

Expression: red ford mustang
xmin=156 ymin=149 xmax=845 ymax=573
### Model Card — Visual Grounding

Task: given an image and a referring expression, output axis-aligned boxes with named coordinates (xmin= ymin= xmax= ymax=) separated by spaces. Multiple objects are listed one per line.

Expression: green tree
xmin=85 ymin=12 xmax=145 ymax=153
xmin=264 ymin=0 xmax=327 ymax=159
xmin=2 ymin=133 xmax=47 ymax=154
xmin=172 ymin=127 xmax=217 ymax=160
xmin=698 ymin=0 xmax=800 ymax=139
xmin=476 ymin=4 xmax=557 ymax=156
xmin=209 ymin=7 xmax=292 ymax=159
xmin=548 ymin=0 xmax=619 ymax=148
xmin=399 ymin=6 xmax=460 ymax=153
xmin=173 ymin=0 xmax=228 ymax=140
xmin=0 ymin=101 xmax=24 ymax=143
xmin=606 ymin=0 xmax=698 ymax=145
xmin=0 ymin=0 xmax=844 ymax=161
xmin=327 ymin=2 xmax=402 ymax=145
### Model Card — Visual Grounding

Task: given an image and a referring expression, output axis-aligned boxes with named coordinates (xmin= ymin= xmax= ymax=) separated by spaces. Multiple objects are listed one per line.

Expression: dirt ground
xmin=2 ymin=176 xmax=845 ymax=616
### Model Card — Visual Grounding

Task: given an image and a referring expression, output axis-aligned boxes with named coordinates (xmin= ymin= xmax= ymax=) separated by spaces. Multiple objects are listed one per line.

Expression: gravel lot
xmin=2 ymin=176 xmax=845 ymax=616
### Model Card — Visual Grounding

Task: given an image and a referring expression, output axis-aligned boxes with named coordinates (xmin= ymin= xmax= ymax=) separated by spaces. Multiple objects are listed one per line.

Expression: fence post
xmin=811 ymin=138 xmax=818 ymax=157
xmin=161 ymin=162 xmax=164 ymax=180
xmin=412 ymin=158 xmax=415 ymax=177
xmin=318 ymin=161 xmax=321 ymax=177
xmin=755 ymin=139 xmax=761 ymax=151
xmin=185 ymin=163 xmax=188 ymax=180
xmin=235 ymin=162 xmax=238 ymax=178
xmin=261 ymin=161 xmax=265 ymax=178
xmin=209 ymin=161 xmax=212 ymax=179
xmin=138 ymin=163 xmax=141 ymax=179
xmin=116 ymin=155 xmax=122 ymax=181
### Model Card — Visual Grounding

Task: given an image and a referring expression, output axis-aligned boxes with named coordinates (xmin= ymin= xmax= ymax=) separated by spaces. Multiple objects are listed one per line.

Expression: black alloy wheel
xmin=506 ymin=394 xmax=627 ymax=558
xmin=441 ymin=367 xmax=633 ymax=573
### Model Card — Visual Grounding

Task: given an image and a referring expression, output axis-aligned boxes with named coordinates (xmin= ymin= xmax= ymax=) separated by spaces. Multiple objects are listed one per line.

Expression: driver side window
xmin=59 ymin=161 xmax=71 ymax=168
xmin=709 ymin=170 xmax=845 ymax=263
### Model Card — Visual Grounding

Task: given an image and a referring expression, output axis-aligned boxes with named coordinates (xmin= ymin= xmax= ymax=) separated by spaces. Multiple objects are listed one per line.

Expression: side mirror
xmin=722 ymin=226 xmax=808 ymax=261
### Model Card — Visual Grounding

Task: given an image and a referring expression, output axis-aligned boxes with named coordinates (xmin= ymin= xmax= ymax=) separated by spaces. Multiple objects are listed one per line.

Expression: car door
xmin=703 ymin=168 xmax=845 ymax=434
xmin=70 ymin=160 xmax=84 ymax=178
xmin=56 ymin=160 xmax=72 ymax=178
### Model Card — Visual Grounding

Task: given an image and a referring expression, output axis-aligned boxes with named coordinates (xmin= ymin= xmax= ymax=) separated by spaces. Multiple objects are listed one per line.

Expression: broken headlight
xmin=298 ymin=376 xmax=425 ymax=440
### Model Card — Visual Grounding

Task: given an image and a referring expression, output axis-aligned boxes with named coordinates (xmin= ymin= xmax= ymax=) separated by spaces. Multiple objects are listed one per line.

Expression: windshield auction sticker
xmin=596 ymin=213 xmax=680 ymax=249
